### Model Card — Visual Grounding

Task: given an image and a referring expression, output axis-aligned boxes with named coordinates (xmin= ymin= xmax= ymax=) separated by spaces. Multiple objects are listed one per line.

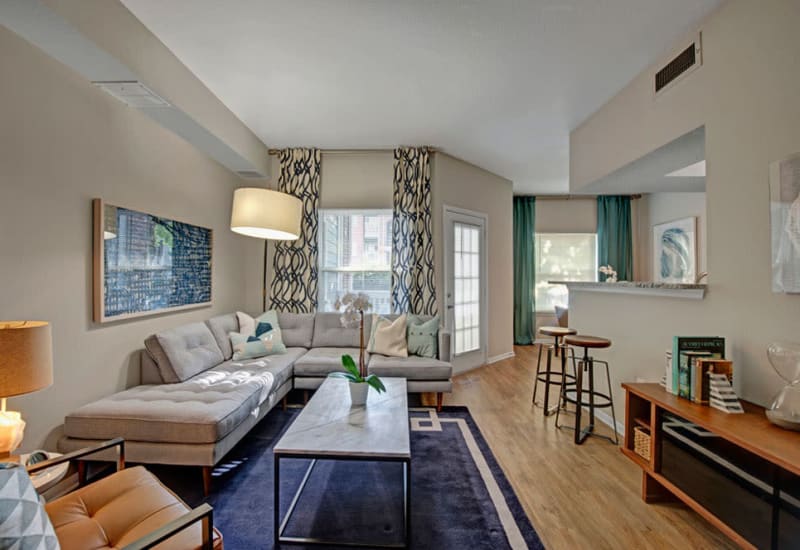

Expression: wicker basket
xmin=633 ymin=426 xmax=651 ymax=461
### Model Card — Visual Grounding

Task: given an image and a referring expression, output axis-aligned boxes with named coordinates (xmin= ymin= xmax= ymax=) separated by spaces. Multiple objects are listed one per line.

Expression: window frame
xmin=317 ymin=208 xmax=394 ymax=313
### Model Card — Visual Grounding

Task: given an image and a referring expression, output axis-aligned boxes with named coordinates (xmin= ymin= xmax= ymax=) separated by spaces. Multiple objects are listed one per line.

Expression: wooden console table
xmin=622 ymin=383 xmax=800 ymax=549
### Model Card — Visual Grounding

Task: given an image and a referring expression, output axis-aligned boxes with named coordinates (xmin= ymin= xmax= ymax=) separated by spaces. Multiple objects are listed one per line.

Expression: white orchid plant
xmin=333 ymin=292 xmax=377 ymax=382
xmin=599 ymin=265 xmax=618 ymax=283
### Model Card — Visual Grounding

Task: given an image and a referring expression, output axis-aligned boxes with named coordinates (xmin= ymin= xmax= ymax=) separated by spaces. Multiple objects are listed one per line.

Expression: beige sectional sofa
xmin=59 ymin=311 xmax=452 ymax=493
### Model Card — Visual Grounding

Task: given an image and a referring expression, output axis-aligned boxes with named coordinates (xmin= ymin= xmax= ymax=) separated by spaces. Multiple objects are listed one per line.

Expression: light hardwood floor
xmin=425 ymin=345 xmax=736 ymax=550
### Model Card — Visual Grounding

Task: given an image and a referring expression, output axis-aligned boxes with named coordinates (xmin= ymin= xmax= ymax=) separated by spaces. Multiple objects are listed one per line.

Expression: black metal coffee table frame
xmin=274 ymin=453 xmax=411 ymax=548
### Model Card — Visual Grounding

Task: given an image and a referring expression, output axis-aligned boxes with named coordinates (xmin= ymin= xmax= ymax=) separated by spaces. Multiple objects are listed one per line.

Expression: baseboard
xmin=590 ymin=408 xmax=625 ymax=435
xmin=487 ymin=351 xmax=515 ymax=364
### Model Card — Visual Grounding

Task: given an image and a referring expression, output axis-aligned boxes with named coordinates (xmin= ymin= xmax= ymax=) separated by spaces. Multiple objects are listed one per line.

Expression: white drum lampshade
xmin=230 ymin=188 xmax=302 ymax=240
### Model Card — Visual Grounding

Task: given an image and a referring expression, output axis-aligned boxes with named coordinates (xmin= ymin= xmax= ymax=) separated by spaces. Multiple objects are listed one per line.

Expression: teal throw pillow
xmin=407 ymin=315 xmax=439 ymax=358
xmin=230 ymin=310 xmax=286 ymax=359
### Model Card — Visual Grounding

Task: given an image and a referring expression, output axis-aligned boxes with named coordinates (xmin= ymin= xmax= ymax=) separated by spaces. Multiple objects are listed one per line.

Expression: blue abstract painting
xmin=653 ymin=217 xmax=696 ymax=283
xmin=94 ymin=200 xmax=212 ymax=322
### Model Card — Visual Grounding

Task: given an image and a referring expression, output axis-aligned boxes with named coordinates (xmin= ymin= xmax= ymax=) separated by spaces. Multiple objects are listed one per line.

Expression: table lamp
xmin=0 ymin=321 xmax=54 ymax=458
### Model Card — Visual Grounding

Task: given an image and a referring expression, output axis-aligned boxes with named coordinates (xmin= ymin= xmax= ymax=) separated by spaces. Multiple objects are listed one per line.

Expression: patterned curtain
xmin=269 ymin=148 xmax=321 ymax=312
xmin=391 ymin=147 xmax=437 ymax=315
xmin=597 ymin=195 xmax=633 ymax=281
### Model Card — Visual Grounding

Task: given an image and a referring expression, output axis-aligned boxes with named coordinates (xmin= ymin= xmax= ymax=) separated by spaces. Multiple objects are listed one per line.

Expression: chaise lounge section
xmin=60 ymin=311 xmax=452 ymax=493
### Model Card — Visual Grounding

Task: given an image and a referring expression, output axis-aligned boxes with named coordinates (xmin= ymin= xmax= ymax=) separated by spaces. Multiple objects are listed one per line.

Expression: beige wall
xmin=0 ymin=27 xmax=255 ymax=450
xmin=44 ymin=0 xmax=271 ymax=176
xmin=568 ymin=0 xmax=800 ymax=427
xmin=431 ymin=154 xmax=514 ymax=360
xmin=637 ymin=192 xmax=707 ymax=281
xmin=535 ymin=198 xmax=597 ymax=234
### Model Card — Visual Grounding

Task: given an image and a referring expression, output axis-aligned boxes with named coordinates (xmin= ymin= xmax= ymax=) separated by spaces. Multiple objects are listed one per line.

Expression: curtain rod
xmin=521 ymin=194 xmax=642 ymax=200
xmin=267 ymin=147 xmax=437 ymax=155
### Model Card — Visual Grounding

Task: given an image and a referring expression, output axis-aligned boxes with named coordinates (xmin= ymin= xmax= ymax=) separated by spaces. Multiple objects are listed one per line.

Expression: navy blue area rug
xmin=154 ymin=406 xmax=544 ymax=550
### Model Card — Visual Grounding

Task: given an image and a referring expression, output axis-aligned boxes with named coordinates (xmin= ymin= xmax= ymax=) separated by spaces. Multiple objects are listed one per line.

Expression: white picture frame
xmin=769 ymin=153 xmax=800 ymax=293
xmin=653 ymin=217 xmax=697 ymax=283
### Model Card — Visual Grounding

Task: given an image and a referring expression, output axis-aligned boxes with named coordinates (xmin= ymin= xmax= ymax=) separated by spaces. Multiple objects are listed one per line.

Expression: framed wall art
xmin=93 ymin=199 xmax=213 ymax=322
xmin=770 ymin=153 xmax=800 ymax=293
xmin=653 ymin=217 xmax=697 ymax=284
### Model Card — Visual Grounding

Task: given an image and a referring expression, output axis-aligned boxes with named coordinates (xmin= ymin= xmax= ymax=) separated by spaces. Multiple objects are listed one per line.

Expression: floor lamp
xmin=230 ymin=188 xmax=302 ymax=311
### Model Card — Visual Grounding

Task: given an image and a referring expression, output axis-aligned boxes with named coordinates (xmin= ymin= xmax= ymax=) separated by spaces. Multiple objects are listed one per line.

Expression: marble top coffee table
xmin=273 ymin=376 xmax=410 ymax=548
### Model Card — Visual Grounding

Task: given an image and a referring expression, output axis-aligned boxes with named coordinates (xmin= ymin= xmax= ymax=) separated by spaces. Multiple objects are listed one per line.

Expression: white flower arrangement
xmin=334 ymin=292 xmax=373 ymax=328
xmin=599 ymin=265 xmax=618 ymax=283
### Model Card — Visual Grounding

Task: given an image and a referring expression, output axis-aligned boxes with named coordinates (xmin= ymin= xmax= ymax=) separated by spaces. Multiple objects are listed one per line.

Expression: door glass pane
xmin=453 ymin=222 xmax=481 ymax=355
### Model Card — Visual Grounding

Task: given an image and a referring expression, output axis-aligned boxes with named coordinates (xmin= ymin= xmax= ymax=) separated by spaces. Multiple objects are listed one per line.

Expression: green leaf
xmin=329 ymin=372 xmax=361 ymax=383
xmin=340 ymin=354 xmax=362 ymax=379
xmin=365 ymin=374 xmax=387 ymax=393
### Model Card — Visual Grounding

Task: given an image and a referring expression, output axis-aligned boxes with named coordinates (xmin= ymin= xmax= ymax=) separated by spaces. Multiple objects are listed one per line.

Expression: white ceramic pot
xmin=349 ymin=382 xmax=369 ymax=406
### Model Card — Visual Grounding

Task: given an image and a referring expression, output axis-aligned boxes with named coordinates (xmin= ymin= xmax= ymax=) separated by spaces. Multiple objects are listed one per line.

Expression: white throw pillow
xmin=367 ymin=314 xmax=409 ymax=358
xmin=236 ymin=311 xmax=256 ymax=336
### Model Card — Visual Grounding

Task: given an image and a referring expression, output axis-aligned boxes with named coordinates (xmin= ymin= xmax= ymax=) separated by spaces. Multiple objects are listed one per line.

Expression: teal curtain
xmin=513 ymin=196 xmax=536 ymax=345
xmin=597 ymin=196 xmax=633 ymax=281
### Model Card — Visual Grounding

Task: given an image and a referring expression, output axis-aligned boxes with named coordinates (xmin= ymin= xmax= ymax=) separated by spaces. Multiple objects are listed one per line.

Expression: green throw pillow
xmin=230 ymin=310 xmax=286 ymax=359
xmin=407 ymin=315 xmax=439 ymax=359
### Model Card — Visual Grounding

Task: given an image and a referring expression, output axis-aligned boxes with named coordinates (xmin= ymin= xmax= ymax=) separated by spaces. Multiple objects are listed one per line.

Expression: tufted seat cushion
xmin=46 ymin=466 xmax=222 ymax=550
xmin=368 ymin=354 xmax=453 ymax=380
xmin=293 ymin=347 xmax=367 ymax=377
xmin=64 ymin=349 xmax=303 ymax=444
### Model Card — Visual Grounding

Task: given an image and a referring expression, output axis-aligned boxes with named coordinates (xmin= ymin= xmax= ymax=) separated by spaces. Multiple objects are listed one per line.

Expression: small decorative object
xmin=330 ymin=354 xmax=386 ymax=406
xmin=765 ymin=341 xmax=800 ymax=430
xmin=93 ymin=199 xmax=213 ymax=322
xmin=708 ymin=373 xmax=744 ymax=414
xmin=335 ymin=292 xmax=373 ymax=377
xmin=598 ymin=265 xmax=618 ymax=283
xmin=653 ymin=217 xmax=697 ymax=283
xmin=0 ymin=321 xmax=54 ymax=458
xmin=769 ymin=153 xmax=800 ymax=293
xmin=692 ymin=358 xmax=733 ymax=404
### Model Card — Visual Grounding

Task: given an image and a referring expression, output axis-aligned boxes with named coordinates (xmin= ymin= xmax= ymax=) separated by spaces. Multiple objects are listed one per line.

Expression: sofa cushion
xmin=311 ymin=312 xmax=373 ymax=348
xmin=206 ymin=313 xmax=238 ymax=360
xmin=145 ymin=323 xmax=224 ymax=383
xmin=64 ymin=349 xmax=304 ymax=445
xmin=368 ymin=354 xmax=453 ymax=380
xmin=278 ymin=312 xmax=315 ymax=348
xmin=367 ymin=315 xmax=408 ymax=357
xmin=294 ymin=347 xmax=367 ymax=377
xmin=407 ymin=315 xmax=439 ymax=358
xmin=46 ymin=466 xmax=222 ymax=550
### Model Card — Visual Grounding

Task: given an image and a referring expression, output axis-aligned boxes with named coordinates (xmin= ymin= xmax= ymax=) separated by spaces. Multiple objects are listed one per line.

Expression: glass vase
xmin=766 ymin=341 xmax=800 ymax=431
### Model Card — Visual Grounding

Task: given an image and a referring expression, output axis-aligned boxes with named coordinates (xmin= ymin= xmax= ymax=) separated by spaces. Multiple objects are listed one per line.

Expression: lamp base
xmin=0 ymin=451 xmax=20 ymax=464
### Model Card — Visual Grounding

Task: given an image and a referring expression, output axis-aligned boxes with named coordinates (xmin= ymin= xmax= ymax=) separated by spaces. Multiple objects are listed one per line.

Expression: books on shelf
xmin=692 ymin=358 xmax=734 ymax=404
xmin=709 ymin=373 xmax=744 ymax=413
xmin=664 ymin=351 xmax=673 ymax=393
xmin=679 ymin=351 xmax=714 ymax=400
xmin=670 ymin=336 xmax=726 ymax=398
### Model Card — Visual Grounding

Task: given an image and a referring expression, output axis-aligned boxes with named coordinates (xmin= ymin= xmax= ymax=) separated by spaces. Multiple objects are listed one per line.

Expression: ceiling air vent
xmin=655 ymin=33 xmax=702 ymax=95
xmin=92 ymin=81 xmax=170 ymax=108
xmin=236 ymin=170 xmax=265 ymax=178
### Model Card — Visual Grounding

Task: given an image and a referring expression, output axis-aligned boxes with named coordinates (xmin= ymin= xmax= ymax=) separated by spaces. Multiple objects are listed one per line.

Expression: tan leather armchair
xmin=28 ymin=438 xmax=223 ymax=550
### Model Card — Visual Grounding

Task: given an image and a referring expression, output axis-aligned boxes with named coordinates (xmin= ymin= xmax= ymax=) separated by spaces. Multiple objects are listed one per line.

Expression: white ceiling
xmin=121 ymin=0 xmax=722 ymax=194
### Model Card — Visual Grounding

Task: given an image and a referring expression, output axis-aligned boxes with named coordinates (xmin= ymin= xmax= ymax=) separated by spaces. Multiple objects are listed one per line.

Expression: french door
xmin=443 ymin=206 xmax=488 ymax=374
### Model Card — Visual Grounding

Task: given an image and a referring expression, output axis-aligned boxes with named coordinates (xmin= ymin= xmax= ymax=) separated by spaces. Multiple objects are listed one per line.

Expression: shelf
xmin=633 ymin=417 xmax=650 ymax=430
xmin=548 ymin=281 xmax=706 ymax=300
xmin=621 ymin=446 xmax=649 ymax=470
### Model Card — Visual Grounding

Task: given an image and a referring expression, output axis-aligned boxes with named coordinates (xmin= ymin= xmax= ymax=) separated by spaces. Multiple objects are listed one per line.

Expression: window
xmin=318 ymin=210 xmax=393 ymax=313
xmin=535 ymin=233 xmax=597 ymax=311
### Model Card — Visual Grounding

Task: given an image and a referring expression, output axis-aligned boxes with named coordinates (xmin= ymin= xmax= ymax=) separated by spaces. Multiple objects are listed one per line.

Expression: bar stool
xmin=532 ymin=326 xmax=577 ymax=416
xmin=556 ymin=335 xmax=619 ymax=445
